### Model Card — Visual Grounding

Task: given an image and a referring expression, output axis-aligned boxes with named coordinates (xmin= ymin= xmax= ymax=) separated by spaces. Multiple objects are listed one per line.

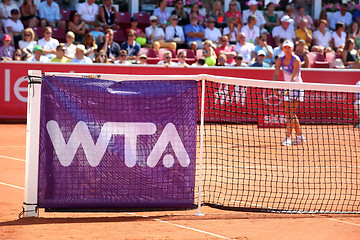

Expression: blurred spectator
xmin=354 ymin=9 xmax=360 ymax=26
xmin=311 ymin=20 xmax=332 ymax=54
xmin=137 ymin=53 xmax=147 ymax=65
xmin=114 ymin=49 xmax=131 ymax=65
xmin=70 ymin=44 xmax=93 ymax=63
xmin=37 ymin=26 xmax=59 ymax=59
xmin=0 ymin=34 xmax=14 ymax=61
xmin=294 ymin=0 xmax=311 ymax=15
xmin=215 ymin=35 xmax=236 ymax=65
xmin=177 ymin=50 xmax=189 ymax=67
xmin=77 ymin=0 xmax=99 ymax=30
xmin=250 ymin=50 xmax=270 ymax=67
xmin=216 ymin=53 xmax=230 ymax=66
xmin=184 ymin=13 xmax=205 ymax=51
xmin=295 ymin=18 xmax=312 ymax=48
xmin=294 ymin=6 xmax=313 ymax=30
xmin=26 ymin=45 xmax=50 ymax=63
xmin=171 ymin=0 xmax=189 ymax=26
xmin=12 ymin=49 xmax=22 ymax=61
xmin=19 ymin=28 xmax=37 ymax=59
xmin=121 ymin=29 xmax=140 ymax=61
xmin=222 ymin=17 xmax=240 ymax=45
xmin=241 ymin=15 xmax=260 ymax=45
xmin=272 ymin=15 xmax=295 ymax=46
xmin=5 ymin=9 xmax=24 ymax=45
xmin=254 ymin=33 xmax=273 ymax=65
xmin=165 ymin=15 xmax=185 ymax=45
xmin=50 ymin=43 xmax=70 ymax=63
xmin=153 ymin=0 xmax=171 ymax=29
xmin=204 ymin=17 xmax=221 ymax=43
xmin=209 ymin=1 xmax=226 ymax=29
xmin=203 ymin=40 xmax=217 ymax=59
xmin=126 ymin=17 xmax=146 ymax=38
xmin=157 ymin=50 xmax=177 ymax=66
xmin=98 ymin=29 xmax=120 ymax=62
xmin=65 ymin=31 xmax=76 ymax=59
xmin=99 ymin=0 xmax=119 ymax=30
xmin=342 ymin=38 xmax=360 ymax=69
xmin=39 ymin=0 xmax=66 ymax=29
xmin=225 ymin=0 xmax=242 ymax=26
xmin=329 ymin=3 xmax=352 ymax=30
xmin=232 ymin=53 xmax=248 ymax=67
xmin=83 ymin=32 xmax=98 ymax=60
xmin=284 ymin=4 xmax=296 ymax=23
xmin=331 ymin=22 xmax=346 ymax=53
xmin=68 ymin=10 xmax=86 ymax=43
xmin=146 ymin=15 xmax=176 ymax=54
xmin=272 ymin=37 xmax=285 ymax=64
xmin=190 ymin=3 xmax=205 ymax=27
xmin=347 ymin=22 xmax=360 ymax=50
xmin=234 ymin=32 xmax=255 ymax=65
xmin=315 ymin=10 xmax=329 ymax=30
xmin=0 ymin=0 xmax=20 ymax=26
xmin=264 ymin=2 xmax=280 ymax=34
xmin=191 ymin=56 xmax=207 ymax=66
xmin=94 ymin=49 xmax=109 ymax=63
xmin=90 ymin=20 xmax=105 ymax=45
xmin=242 ymin=0 xmax=266 ymax=30
xmin=294 ymin=39 xmax=309 ymax=68
xmin=20 ymin=0 xmax=39 ymax=28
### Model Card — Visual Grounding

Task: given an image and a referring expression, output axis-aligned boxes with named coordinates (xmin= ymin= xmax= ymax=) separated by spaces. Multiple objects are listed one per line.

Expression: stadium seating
xmin=32 ymin=27 xmax=43 ymax=40
xmin=118 ymin=12 xmax=131 ymax=30
xmin=133 ymin=12 xmax=150 ymax=31
xmin=60 ymin=9 xmax=71 ymax=22
xmin=265 ymin=32 xmax=276 ymax=48
xmin=196 ymin=49 xmax=203 ymax=60
xmin=177 ymin=49 xmax=197 ymax=65
xmin=140 ymin=47 xmax=159 ymax=64
xmin=113 ymin=29 xmax=126 ymax=45
xmin=309 ymin=52 xmax=329 ymax=68
xmin=52 ymin=27 xmax=66 ymax=43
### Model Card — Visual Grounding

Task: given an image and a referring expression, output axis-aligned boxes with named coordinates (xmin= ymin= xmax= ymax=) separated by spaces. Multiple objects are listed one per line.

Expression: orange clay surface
xmin=1 ymin=124 xmax=360 ymax=240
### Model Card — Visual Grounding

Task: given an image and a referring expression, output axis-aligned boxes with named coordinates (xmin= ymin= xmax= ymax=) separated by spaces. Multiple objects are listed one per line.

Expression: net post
xmin=23 ymin=70 xmax=42 ymax=218
xmin=194 ymin=78 xmax=206 ymax=217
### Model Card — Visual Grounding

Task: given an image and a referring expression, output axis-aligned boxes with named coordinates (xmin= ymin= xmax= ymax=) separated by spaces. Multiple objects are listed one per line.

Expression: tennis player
xmin=273 ymin=39 xmax=306 ymax=146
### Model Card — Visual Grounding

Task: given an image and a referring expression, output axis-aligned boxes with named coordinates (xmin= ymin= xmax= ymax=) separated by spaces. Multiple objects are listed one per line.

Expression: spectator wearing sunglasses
xmin=204 ymin=17 xmax=222 ymax=43
xmin=250 ymin=50 xmax=270 ymax=67
xmin=215 ymin=35 xmax=236 ymax=65
xmin=254 ymin=33 xmax=273 ymax=65
xmin=157 ymin=50 xmax=177 ymax=66
xmin=50 ymin=43 xmax=70 ymax=63
xmin=94 ymin=50 xmax=109 ymax=63
xmin=165 ymin=15 xmax=185 ymax=45
xmin=12 ymin=49 xmax=22 ymax=61
xmin=37 ymin=26 xmax=59 ymax=59
xmin=232 ymin=53 xmax=248 ymax=67
xmin=177 ymin=50 xmax=190 ymax=67
xmin=114 ymin=49 xmax=132 ymax=65
xmin=121 ymin=29 xmax=141 ymax=61
xmin=98 ymin=28 xmax=121 ymax=62
xmin=171 ymin=0 xmax=189 ymax=26
xmin=184 ymin=13 xmax=205 ymax=52
xmin=137 ymin=53 xmax=147 ymax=65
xmin=19 ymin=28 xmax=37 ymax=59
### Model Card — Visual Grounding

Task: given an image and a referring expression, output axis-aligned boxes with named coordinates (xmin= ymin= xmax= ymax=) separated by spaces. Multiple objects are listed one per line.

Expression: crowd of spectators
xmin=0 ymin=0 xmax=360 ymax=68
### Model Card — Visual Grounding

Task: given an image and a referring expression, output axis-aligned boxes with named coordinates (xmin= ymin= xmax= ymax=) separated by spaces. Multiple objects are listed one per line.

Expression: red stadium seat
xmin=196 ymin=49 xmax=203 ymax=60
xmin=52 ymin=27 xmax=66 ymax=43
xmin=140 ymin=48 xmax=159 ymax=64
xmin=60 ymin=9 xmax=71 ymax=22
xmin=113 ymin=29 xmax=126 ymax=45
xmin=177 ymin=49 xmax=197 ymax=64
xmin=118 ymin=12 xmax=131 ymax=29
xmin=32 ymin=27 xmax=43 ymax=40
xmin=265 ymin=32 xmax=276 ymax=48
xmin=309 ymin=52 xmax=329 ymax=68
xmin=133 ymin=12 xmax=150 ymax=31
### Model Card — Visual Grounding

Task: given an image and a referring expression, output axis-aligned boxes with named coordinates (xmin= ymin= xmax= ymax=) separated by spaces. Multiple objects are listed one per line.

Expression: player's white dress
xmin=281 ymin=55 xmax=304 ymax=102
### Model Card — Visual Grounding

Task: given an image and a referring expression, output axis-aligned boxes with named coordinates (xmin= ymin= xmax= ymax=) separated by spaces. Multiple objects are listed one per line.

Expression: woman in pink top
xmin=294 ymin=6 xmax=313 ymax=30
xmin=225 ymin=0 xmax=242 ymax=26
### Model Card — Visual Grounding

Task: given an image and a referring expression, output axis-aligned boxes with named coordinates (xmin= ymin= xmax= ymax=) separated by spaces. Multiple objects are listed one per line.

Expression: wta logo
xmin=46 ymin=121 xmax=191 ymax=168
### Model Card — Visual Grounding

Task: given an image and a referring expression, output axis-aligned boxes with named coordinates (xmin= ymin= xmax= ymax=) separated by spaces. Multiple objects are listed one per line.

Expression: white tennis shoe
xmin=281 ymin=137 xmax=292 ymax=146
xmin=292 ymin=135 xmax=306 ymax=145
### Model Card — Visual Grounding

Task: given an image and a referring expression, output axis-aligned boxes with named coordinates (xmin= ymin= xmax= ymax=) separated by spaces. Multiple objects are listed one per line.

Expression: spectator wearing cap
xmin=241 ymin=15 xmax=260 ymax=45
xmin=90 ymin=20 xmax=105 ymax=45
xmin=184 ymin=13 xmax=205 ymax=51
xmin=157 ymin=50 xmax=177 ymax=66
xmin=99 ymin=0 xmax=120 ymax=30
xmin=114 ymin=49 xmax=132 ymax=65
xmin=329 ymin=3 xmax=352 ymax=31
xmin=126 ymin=17 xmax=146 ymax=39
xmin=165 ymin=15 xmax=185 ymax=45
xmin=232 ymin=54 xmax=248 ymax=67
xmin=65 ymin=31 xmax=76 ymax=59
xmin=234 ymin=32 xmax=255 ymax=64
xmin=254 ymin=33 xmax=273 ymax=65
xmin=137 ymin=53 xmax=147 ymax=65
xmin=0 ymin=0 xmax=20 ymax=26
xmin=98 ymin=28 xmax=121 ymax=62
xmin=20 ymin=0 xmax=39 ymax=28
xmin=204 ymin=17 xmax=222 ymax=43
xmin=171 ymin=0 xmax=189 ymax=26
xmin=146 ymin=15 xmax=176 ymax=54
xmin=223 ymin=17 xmax=240 ymax=45
xmin=311 ymin=19 xmax=332 ymax=54
xmin=19 ymin=28 xmax=37 ymax=59
xmin=295 ymin=18 xmax=312 ymax=49
xmin=331 ymin=22 xmax=346 ymax=53
xmin=272 ymin=15 xmax=295 ymax=46
xmin=68 ymin=10 xmax=86 ymax=43
xmin=77 ymin=0 xmax=99 ymax=30
xmin=37 ymin=26 xmax=59 ymax=59
xmin=0 ymin=34 xmax=15 ymax=61
xmin=225 ymin=0 xmax=242 ymax=26
xmin=250 ymin=50 xmax=270 ymax=67
xmin=242 ymin=0 xmax=266 ymax=30
xmin=50 ymin=44 xmax=70 ymax=63
xmin=26 ymin=45 xmax=50 ymax=63
xmin=153 ymin=0 xmax=171 ymax=30
xmin=121 ymin=29 xmax=141 ymax=61
xmin=5 ymin=9 xmax=24 ymax=45
xmin=70 ymin=44 xmax=93 ymax=63
xmin=39 ymin=0 xmax=66 ymax=29
xmin=215 ymin=35 xmax=236 ymax=65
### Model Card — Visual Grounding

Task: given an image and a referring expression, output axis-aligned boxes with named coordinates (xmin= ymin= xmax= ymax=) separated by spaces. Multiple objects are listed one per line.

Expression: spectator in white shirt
xmin=77 ymin=0 xmax=99 ymax=30
xmin=233 ymin=32 xmax=255 ymax=64
xmin=311 ymin=19 xmax=332 ymax=54
xmin=223 ymin=17 xmax=240 ymax=44
xmin=70 ymin=44 xmax=93 ymax=64
xmin=4 ymin=9 xmax=24 ymax=45
xmin=331 ymin=22 xmax=346 ymax=53
xmin=26 ymin=45 xmax=50 ymax=63
xmin=153 ymin=0 xmax=171 ymax=30
xmin=272 ymin=15 xmax=295 ymax=46
xmin=204 ymin=17 xmax=222 ymax=43
xmin=146 ymin=15 xmax=176 ymax=54
xmin=165 ymin=15 xmax=185 ymax=45
xmin=39 ymin=0 xmax=66 ymax=29
xmin=242 ymin=0 xmax=266 ymax=30
xmin=114 ymin=49 xmax=132 ymax=65
xmin=157 ymin=50 xmax=177 ymax=66
xmin=19 ymin=28 xmax=37 ymax=59
xmin=0 ymin=0 xmax=20 ymax=26
xmin=329 ymin=3 xmax=352 ymax=30
xmin=37 ymin=26 xmax=59 ymax=59
xmin=241 ymin=15 xmax=260 ymax=45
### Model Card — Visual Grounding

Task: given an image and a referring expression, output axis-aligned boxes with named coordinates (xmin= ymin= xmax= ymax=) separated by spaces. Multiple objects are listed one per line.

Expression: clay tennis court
xmin=1 ymin=124 xmax=360 ymax=240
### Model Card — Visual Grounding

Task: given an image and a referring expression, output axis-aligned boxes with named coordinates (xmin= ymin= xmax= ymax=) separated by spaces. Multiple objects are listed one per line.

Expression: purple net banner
xmin=38 ymin=76 xmax=197 ymax=209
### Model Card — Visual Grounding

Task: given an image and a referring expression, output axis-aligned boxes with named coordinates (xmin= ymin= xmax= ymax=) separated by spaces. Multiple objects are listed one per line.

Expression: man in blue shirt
xmin=251 ymin=50 xmax=270 ymax=67
xmin=121 ymin=29 xmax=141 ymax=61
xmin=184 ymin=13 xmax=205 ymax=50
xmin=39 ymin=0 xmax=66 ymax=29
xmin=70 ymin=44 xmax=93 ymax=64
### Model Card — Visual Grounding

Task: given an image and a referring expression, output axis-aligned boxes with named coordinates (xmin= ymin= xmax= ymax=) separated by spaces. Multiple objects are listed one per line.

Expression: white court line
xmin=0 ymin=181 xmax=24 ymax=190
xmin=328 ymin=218 xmax=360 ymax=227
xmin=0 ymin=155 xmax=25 ymax=162
xmin=125 ymin=212 xmax=235 ymax=240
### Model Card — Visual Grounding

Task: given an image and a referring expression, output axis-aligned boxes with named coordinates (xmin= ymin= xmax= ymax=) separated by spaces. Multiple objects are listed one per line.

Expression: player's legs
xmin=282 ymin=101 xmax=305 ymax=146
